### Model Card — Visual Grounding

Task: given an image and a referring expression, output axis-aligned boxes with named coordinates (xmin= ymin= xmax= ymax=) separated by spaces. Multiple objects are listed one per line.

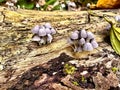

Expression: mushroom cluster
xmin=31 ymin=23 xmax=56 ymax=45
xmin=68 ymin=29 xmax=98 ymax=52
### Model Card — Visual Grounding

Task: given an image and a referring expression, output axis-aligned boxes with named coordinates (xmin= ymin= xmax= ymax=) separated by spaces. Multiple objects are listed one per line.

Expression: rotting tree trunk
xmin=0 ymin=6 xmax=120 ymax=90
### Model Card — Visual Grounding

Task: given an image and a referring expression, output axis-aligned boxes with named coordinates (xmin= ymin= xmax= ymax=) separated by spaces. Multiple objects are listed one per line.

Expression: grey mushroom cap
xmin=70 ymin=31 xmax=79 ymax=40
xmin=32 ymin=35 xmax=41 ymax=41
xmin=91 ymin=40 xmax=98 ymax=48
xmin=80 ymin=29 xmax=87 ymax=38
xmin=39 ymin=28 xmax=47 ymax=36
xmin=45 ymin=28 xmax=51 ymax=34
xmin=87 ymin=31 xmax=94 ymax=40
xmin=83 ymin=42 xmax=93 ymax=51
xmin=79 ymin=38 xmax=86 ymax=45
xmin=44 ymin=23 xmax=52 ymax=28
xmin=31 ymin=25 xmax=40 ymax=34
xmin=51 ymin=28 xmax=56 ymax=35
xmin=47 ymin=34 xmax=53 ymax=43
xmin=115 ymin=15 xmax=120 ymax=23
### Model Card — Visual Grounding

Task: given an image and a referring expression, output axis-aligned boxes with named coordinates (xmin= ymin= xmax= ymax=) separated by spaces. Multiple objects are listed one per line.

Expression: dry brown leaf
xmin=96 ymin=0 xmax=120 ymax=9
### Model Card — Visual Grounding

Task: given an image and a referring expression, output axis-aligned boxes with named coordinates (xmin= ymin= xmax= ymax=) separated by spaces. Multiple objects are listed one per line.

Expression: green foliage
xmin=112 ymin=67 xmax=118 ymax=73
xmin=44 ymin=0 xmax=57 ymax=10
xmin=0 ymin=0 xmax=5 ymax=3
xmin=17 ymin=0 xmax=34 ymax=9
xmin=72 ymin=81 xmax=79 ymax=86
xmin=64 ymin=63 xmax=76 ymax=75
xmin=81 ymin=76 xmax=87 ymax=83
xmin=104 ymin=16 xmax=120 ymax=55
xmin=52 ymin=5 xmax=61 ymax=10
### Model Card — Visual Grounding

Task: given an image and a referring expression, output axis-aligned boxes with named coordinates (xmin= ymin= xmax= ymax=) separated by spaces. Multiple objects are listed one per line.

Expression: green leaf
xmin=43 ymin=0 xmax=57 ymax=10
xmin=52 ymin=5 xmax=61 ymax=10
xmin=0 ymin=0 xmax=5 ymax=3
xmin=17 ymin=0 xmax=34 ymax=9
xmin=114 ymin=27 xmax=120 ymax=41
xmin=104 ymin=16 xmax=120 ymax=55
xmin=110 ymin=27 xmax=120 ymax=55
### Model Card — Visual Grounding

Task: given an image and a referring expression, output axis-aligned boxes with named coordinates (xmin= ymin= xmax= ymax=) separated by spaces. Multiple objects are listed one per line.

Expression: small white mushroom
xmin=86 ymin=3 xmax=91 ymax=8
xmin=51 ymin=28 xmax=56 ymax=35
xmin=79 ymin=38 xmax=86 ymax=45
xmin=45 ymin=28 xmax=51 ymax=34
xmin=39 ymin=28 xmax=46 ymax=36
xmin=32 ymin=35 xmax=41 ymax=41
xmin=70 ymin=31 xmax=79 ymax=40
xmin=80 ymin=71 xmax=88 ymax=76
xmin=87 ymin=31 xmax=94 ymax=40
xmin=83 ymin=42 xmax=93 ymax=51
xmin=44 ymin=23 xmax=52 ymax=28
xmin=31 ymin=25 xmax=40 ymax=34
xmin=47 ymin=34 xmax=53 ymax=43
xmin=36 ymin=3 xmax=40 ymax=8
xmin=80 ymin=29 xmax=87 ymax=38
xmin=91 ymin=39 xmax=98 ymax=48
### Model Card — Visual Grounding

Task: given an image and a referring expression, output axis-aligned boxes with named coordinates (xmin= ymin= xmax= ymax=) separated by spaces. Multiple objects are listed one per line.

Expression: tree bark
xmin=0 ymin=6 xmax=120 ymax=90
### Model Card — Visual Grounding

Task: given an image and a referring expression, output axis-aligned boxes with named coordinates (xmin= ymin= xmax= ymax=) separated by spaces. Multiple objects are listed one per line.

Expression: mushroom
xmin=47 ymin=34 xmax=53 ymax=43
xmin=87 ymin=31 xmax=94 ymax=40
xmin=70 ymin=31 xmax=79 ymax=40
xmin=39 ymin=28 xmax=46 ymax=36
xmin=79 ymin=38 xmax=86 ymax=45
xmin=91 ymin=39 xmax=98 ymax=48
xmin=31 ymin=25 xmax=40 ymax=34
xmin=80 ymin=29 xmax=87 ymax=38
xmin=44 ymin=23 xmax=52 ymax=28
xmin=32 ymin=35 xmax=41 ymax=42
xmin=51 ymin=28 xmax=56 ymax=35
xmin=83 ymin=42 xmax=93 ymax=51
xmin=45 ymin=28 xmax=51 ymax=34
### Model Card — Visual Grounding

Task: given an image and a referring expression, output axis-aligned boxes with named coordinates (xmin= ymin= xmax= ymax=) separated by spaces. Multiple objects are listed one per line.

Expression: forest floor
xmin=0 ymin=6 xmax=120 ymax=90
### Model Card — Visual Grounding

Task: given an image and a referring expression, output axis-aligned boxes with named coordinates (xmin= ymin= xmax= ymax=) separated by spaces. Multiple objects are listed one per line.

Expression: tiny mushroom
xmin=31 ymin=25 xmax=40 ymax=34
xmin=70 ymin=31 xmax=79 ymax=40
xmin=79 ymin=38 xmax=86 ymax=45
xmin=83 ymin=42 xmax=93 ymax=51
xmin=39 ymin=28 xmax=46 ymax=36
xmin=32 ymin=35 xmax=41 ymax=42
xmin=45 ymin=28 xmax=51 ymax=34
xmin=91 ymin=39 xmax=98 ymax=48
xmin=80 ymin=29 xmax=87 ymax=38
xmin=47 ymin=34 xmax=53 ymax=43
xmin=44 ymin=23 xmax=52 ymax=28
xmin=87 ymin=31 xmax=94 ymax=40
xmin=51 ymin=28 xmax=56 ymax=35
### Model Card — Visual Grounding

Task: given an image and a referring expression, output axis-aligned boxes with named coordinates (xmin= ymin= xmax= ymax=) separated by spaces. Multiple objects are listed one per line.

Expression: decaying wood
xmin=0 ymin=6 xmax=120 ymax=90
